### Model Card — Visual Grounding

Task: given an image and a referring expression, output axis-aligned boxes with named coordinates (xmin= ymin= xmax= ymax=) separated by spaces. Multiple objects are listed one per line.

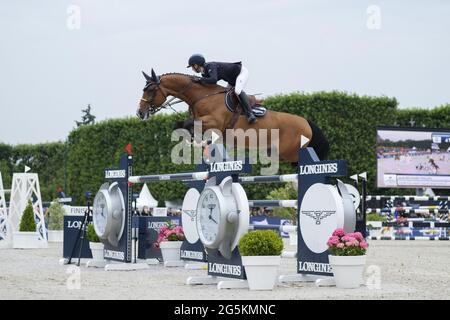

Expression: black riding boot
xmin=238 ymin=92 xmax=257 ymax=124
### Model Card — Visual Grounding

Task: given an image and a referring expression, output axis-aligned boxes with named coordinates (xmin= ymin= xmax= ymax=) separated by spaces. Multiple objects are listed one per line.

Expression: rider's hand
xmin=193 ymin=78 xmax=203 ymax=83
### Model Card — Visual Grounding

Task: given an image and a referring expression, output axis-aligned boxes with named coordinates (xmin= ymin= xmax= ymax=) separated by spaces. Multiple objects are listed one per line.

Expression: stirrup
xmin=247 ymin=114 xmax=257 ymax=124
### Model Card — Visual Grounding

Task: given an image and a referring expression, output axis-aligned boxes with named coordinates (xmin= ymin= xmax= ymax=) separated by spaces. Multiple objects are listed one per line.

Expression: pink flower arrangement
xmin=155 ymin=221 xmax=185 ymax=248
xmin=327 ymin=228 xmax=368 ymax=256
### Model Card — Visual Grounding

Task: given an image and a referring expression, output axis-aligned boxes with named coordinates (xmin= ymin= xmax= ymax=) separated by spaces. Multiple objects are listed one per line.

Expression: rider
xmin=186 ymin=54 xmax=257 ymax=124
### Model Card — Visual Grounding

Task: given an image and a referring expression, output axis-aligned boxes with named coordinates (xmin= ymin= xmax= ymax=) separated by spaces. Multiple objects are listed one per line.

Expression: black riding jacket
xmin=199 ymin=61 xmax=242 ymax=86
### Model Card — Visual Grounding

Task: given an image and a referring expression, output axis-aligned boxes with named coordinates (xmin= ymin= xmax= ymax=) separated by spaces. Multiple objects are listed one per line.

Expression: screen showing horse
xmin=376 ymin=126 xmax=450 ymax=189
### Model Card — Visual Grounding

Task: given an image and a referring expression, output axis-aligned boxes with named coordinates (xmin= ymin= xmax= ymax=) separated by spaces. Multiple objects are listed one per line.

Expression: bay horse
xmin=137 ymin=69 xmax=329 ymax=163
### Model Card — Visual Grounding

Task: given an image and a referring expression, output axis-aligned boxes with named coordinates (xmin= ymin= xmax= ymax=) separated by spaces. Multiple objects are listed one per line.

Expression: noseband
xmin=140 ymin=83 xmax=169 ymax=115
xmin=140 ymin=80 xmax=195 ymax=117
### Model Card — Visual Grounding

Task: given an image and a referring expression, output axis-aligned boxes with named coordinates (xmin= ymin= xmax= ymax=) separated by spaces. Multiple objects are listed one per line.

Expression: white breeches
xmin=234 ymin=66 xmax=249 ymax=95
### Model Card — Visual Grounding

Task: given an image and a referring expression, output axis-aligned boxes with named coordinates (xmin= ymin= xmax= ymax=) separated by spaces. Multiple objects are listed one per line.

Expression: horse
xmin=137 ymin=69 xmax=329 ymax=163
xmin=429 ymin=158 xmax=439 ymax=174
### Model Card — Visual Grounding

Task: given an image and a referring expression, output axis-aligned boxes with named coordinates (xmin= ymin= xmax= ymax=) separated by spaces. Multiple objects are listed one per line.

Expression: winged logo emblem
xmin=183 ymin=209 xmax=197 ymax=220
xmin=301 ymin=210 xmax=335 ymax=225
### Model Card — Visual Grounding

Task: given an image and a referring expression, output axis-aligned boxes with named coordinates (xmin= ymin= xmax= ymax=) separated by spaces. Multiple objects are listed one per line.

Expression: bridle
xmin=138 ymin=74 xmax=227 ymax=120
xmin=139 ymin=80 xmax=194 ymax=117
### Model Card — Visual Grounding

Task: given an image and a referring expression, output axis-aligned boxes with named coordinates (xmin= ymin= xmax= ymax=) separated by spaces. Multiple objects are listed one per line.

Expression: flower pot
xmin=369 ymin=228 xmax=382 ymax=237
xmin=160 ymin=241 xmax=182 ymax=262
xmin=241 ymin=255 xmax=281 ymax=291
xmin=13 ymin=231 xmax=47 ymax=249
xmin=89 ymin=242 xmax=104 ymax=261
xmin=329 ymin=255 xmax=366 ymax=289
xmin=47 ymin=230 xmax=64 ymax=242
xmin=289 ymin=232 xmax=298 ymax=246
xmin=367 ymin=221 xmax=382 ymax=228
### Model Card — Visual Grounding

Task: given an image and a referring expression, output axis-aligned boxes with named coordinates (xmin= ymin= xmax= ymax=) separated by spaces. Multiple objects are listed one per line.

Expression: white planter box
xmin=241 ymin=255 xmax=281 ymax=291
xmin=160 ymin=241 xmax=182 ymax=262
xmin=89 ymin=242 xmax=104 ymax=261
xmin=367 ymin=221 xmax=383 ymax=228
xmin=369 ymin=228 xmax=382 ymax=237
xmin=289 ymin=233 xmax=298 ymax=246
xmin=47 ymin=230 xmax=63 ymax=242
xmin=329 ymin=255 xmax=366 ymax=289
xmin=13 ymin=231 xmax=48 ymax=249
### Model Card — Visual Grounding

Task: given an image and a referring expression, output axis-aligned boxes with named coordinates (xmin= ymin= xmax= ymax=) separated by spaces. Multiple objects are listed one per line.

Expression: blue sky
xmin=1 ymin=0 xmax=449 ymax=144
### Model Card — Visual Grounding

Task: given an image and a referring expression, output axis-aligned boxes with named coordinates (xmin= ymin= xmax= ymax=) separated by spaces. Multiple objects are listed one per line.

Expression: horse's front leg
xmin=193 ymin=116 xmax=223 ymax=147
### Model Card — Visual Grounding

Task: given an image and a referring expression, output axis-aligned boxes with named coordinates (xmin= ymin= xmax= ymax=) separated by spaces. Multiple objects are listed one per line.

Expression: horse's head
xmin=137 ymin=69 xmax=168 ymax=120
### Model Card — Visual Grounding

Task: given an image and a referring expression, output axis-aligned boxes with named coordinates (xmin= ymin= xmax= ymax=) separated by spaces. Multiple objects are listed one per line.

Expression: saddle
xmin=225 ymin=90 xmax=267 ymax=118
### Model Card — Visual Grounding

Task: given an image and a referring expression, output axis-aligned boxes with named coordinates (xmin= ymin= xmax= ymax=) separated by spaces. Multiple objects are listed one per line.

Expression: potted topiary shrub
xmin=13 ymin=201 xmax=45 ymax=249
xmin=327 ymin=228 xmax=368 ymax=289
xmin=267 ymin=185 xmax=297 ymax=246
xmin=238 ymin=230 xmax=284 ymax=290
xmin=46 ymin=200 xmax=65 ymax=242
xmin=366 ymin=213 xmax=386 ymax=238
xmin=87 ymin=223 xmax=104 ymax=261
xmin=156 ymin=221 xmax=185 ymax=264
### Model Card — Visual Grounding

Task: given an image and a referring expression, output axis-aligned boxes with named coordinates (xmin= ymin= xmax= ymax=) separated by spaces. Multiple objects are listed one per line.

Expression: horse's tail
xmin=306 ymin=120 xmax=330 ymax=160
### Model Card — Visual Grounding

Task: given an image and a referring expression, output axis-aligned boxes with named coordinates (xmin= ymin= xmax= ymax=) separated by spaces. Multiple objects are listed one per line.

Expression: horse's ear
xmin=151 ymin=68 xmax=160 ymax=84
xmin=142 ymin=71 xmax=152 ymax=82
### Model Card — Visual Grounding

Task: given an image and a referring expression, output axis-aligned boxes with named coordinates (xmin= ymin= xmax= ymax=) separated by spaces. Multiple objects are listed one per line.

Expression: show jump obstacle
xmin=0 ymin=172 xmax=10 ymax=246
xmin=0 ymin=170 xmax=47 ymax=248
xmin=92 ymin=137 xmax=366 ymax=288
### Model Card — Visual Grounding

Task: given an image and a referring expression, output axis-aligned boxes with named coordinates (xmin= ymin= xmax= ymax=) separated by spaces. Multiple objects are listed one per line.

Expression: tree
xmin=47 ymin=200 xmax=65 ymax=230
xmin=75 ymin=104 xmax=96 ymax=127
xmin=19 ymin=201 xmax=37 ymax=232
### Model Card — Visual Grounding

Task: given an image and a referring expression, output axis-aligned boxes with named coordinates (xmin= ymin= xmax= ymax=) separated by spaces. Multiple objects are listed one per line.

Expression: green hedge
xmin=66 ymin=114 xmax=194 ymax=204
xmin=1 ymin=92 xmax=449 ymax=203
xmin=245 ymin=91 xmax=399 ymax=198
xmin=0 ymin=142 xmax=66 ymax=201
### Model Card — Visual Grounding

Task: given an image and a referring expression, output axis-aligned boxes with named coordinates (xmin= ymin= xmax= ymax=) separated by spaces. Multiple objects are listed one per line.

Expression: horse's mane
xmin=160 ymin=72 xmax=226 ymax=90
xmin=161 ymin=72 xmax=200 ymax=80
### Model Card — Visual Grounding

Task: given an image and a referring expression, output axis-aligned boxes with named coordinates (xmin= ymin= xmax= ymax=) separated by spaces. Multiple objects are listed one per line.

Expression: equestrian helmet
xmin=187 ymin=54 xmax=205 ymax=68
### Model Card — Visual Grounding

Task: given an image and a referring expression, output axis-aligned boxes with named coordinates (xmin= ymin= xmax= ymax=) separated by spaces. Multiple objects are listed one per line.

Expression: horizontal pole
xmin=239 ymin=174 xmax=298 ymax=184
xmin=381 ymin=221 xmax=450 ymax=228
xmin=369 ymin=236 xmax=450 ymax=241
xmin=130 ymin=172 xmax=299 ymax=185
xmin=248 ymin=224 xmax=281 ymax=231
xmin=248 ymin=200 xmax=297 ymax=208
xmin=129 ymin=171 xmax=208 ymax=184
xmin=367 ymin=208 xmax=450 ymax=214
xmin=282 ymin=251 xmax=297 ymax=258
xmin=367 ymin=206 xmax=446 ymax=210
xmin=366 ymin=195 xmax=450 ymax=201
xmin=248 ymin=224 xmax=297 ymax=234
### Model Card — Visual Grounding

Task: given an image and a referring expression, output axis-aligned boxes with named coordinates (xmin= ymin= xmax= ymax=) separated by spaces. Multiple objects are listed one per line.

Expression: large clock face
xmin=197 ymin=189 xmax=220 ymax=245
xmin=93 ymin=190 xmax=108 ymax=237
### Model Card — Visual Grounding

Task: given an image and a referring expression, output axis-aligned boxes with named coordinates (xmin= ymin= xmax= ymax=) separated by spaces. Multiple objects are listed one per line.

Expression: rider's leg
xmin=238 ymin=91 xmax=256 ymax=124
xmin=235 ymin=66 xmax=256 ymax=124
xmin=235 ymin=66 xmax=249 ymax=95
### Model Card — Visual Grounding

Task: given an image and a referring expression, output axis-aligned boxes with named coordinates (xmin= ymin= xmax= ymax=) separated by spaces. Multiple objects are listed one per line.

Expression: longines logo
xmin=209 ymin=160 xmax=243 ymax=173
xmin=299 ymin=163 xmax=338 ymax=175
xmin=67 ymin=221 xmax=82 ymax=229
xmin=299 ymin=261 xmax=332 ymax=273
xmin=181 ymin=250 xmax=204 ymax=260
xmin=105 ymin=169 xmax=126 ymax=179
xmin=301 ymin=210 xmax=335 ymax=225
xmin=208 ymin=262 xmax=242 ymax=276
xmin=104 ymin=249 xmax=125 ymax=260
xmin=148 ymin=221 xmax=179 ymax=230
